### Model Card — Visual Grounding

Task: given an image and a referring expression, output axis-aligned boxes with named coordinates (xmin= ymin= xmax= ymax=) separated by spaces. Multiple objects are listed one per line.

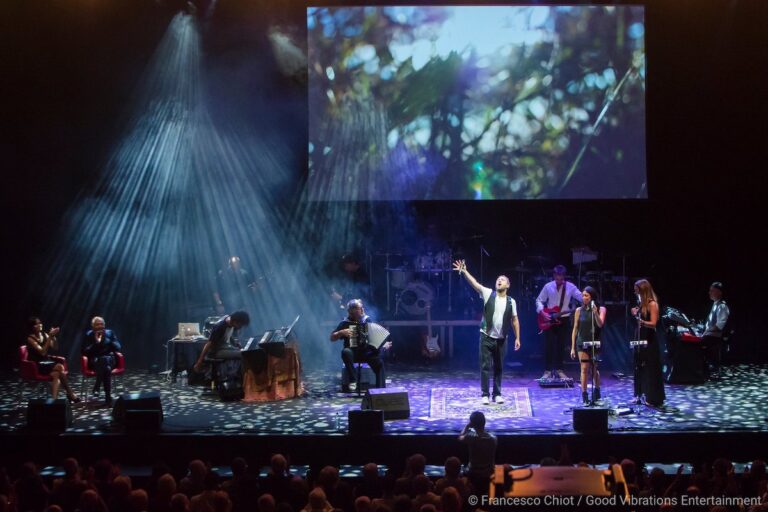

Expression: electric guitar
xmin=537 ymin=306 xmax=572 ymax=332
xmin=421 ymin=302 xmax=441 ymax=358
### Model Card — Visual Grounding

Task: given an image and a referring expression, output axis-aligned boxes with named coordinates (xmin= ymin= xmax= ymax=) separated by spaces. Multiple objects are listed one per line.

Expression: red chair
xmin=80 ymin=353 xmax=126 ymax=401
xmin=18 ymin=345 xmax=69 ymax=404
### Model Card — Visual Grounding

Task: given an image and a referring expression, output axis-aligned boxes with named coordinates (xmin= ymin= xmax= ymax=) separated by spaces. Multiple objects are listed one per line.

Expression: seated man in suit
xmin=82 ymin=316 xmax=122 ymax=405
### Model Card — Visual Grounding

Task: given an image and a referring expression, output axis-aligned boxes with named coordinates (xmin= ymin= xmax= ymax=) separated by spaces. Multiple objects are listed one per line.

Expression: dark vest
xmin=481 ymin=293 xmax=514 ymax=339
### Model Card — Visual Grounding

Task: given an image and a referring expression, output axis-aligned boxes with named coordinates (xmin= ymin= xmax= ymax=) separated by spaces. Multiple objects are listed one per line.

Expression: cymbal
xmin=526 ymin=254 xmax=552 ymax=262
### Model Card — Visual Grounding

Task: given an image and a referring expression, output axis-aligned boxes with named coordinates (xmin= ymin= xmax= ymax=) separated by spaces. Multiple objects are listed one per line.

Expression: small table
xmin=165 ymin=338 xmax=207 ymax=380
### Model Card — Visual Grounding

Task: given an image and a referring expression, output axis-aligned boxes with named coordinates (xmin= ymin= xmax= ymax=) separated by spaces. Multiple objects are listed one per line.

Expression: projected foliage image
xmin=307 ymin=6 xmax=646 ymax=200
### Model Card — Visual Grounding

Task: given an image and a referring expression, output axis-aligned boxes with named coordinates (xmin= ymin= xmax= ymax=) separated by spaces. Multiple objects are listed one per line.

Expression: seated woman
xmin=26 ymin=317 xmax=80 ymax=402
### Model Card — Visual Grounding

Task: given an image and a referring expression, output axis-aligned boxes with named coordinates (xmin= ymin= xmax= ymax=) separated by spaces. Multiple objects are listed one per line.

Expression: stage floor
xmin=3 ymin=363 xmax=767 ymax=435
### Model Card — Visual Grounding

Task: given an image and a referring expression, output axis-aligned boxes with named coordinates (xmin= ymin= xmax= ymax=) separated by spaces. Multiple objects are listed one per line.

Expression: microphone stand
xmin=589 ymin=303 xmax=599 ymax=406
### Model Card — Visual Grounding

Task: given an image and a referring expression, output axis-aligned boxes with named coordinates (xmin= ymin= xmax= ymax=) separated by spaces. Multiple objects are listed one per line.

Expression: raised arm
xmin=453 ymin=260 xmax=483 ymax=294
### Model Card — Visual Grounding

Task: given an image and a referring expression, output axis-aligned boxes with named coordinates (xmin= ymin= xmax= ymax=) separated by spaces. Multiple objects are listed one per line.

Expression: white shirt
xmin=536 ymin=281 xmax=582 ymax=314
xmin=480 ymin=287 xmax=517 ymax=338
xmin=704 ymin=300 xmax=730 ymax=337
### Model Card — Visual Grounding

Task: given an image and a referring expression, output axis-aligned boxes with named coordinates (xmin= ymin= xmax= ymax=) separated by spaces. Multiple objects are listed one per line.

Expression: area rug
xmin=429 ymin=387 xmax=533 ymax=419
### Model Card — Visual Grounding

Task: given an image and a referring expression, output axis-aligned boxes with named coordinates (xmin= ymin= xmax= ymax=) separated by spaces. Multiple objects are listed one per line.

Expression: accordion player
xmin=330 ymin=299 xmax=392 ymax=392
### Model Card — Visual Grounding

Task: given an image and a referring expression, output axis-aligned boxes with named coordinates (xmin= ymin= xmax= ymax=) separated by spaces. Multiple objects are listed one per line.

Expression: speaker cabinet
xmin=573 ymin=407 xmax=608 ymax=434
xmin=348 ymin=409 xmax=384 ymax=435
xmin=361 ymin=387 xmax=410 ymax=420
xmin=112 ymin=391 xmax=163 ymax=429
xmin=27 ymin=399 xmax=72 ymax=430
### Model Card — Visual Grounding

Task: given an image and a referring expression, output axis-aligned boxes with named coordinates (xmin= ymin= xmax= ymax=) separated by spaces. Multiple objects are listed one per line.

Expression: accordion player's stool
xmin=342 ymin=360 xmax=376 ymax=395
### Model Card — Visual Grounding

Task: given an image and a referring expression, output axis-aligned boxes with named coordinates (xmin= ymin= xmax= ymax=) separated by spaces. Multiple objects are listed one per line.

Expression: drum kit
xmin=383 ymin=250 xmax=453 ymax=315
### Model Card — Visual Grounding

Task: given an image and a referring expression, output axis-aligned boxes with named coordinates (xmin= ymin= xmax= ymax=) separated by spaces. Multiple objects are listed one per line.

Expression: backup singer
xmin=631 ymin=279 xmax=666 ymax=407
xmin=330 ymin=299 xmax=391 ymax=392
xmin=26 ymin=317 xmax=80 ymax=402
xmin=703 ymin=282 xmax=730 ymax=378
xmin=536 ymin=265 xmax=582 ymax=380
xmin=570 ymin=287 xmax=606 ymax=405
xmin=453 ymin=260 xmax=521 ymax=405
xmin=82 ymin=316 xmax=122 ymax=405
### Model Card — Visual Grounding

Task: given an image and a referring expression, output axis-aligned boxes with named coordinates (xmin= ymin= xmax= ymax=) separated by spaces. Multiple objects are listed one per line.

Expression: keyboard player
xmin=703 ymin=282 xmax=730 ymax=379
xmin=193 ymin=310 xmax=250 ymax=372
xmin=330 ymin=299 xmax=392 ymax=392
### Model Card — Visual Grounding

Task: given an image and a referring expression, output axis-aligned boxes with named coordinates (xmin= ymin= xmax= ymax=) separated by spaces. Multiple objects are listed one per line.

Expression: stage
xmin=2 ymin=363 xmax=767 ymax=470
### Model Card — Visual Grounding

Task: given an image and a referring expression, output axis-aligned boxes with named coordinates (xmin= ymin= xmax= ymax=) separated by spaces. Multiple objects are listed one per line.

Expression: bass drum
xmin=389 ymin=268 xmax=414 ymax=289
xmin=399 ymin=281 xmax=435 ymax=316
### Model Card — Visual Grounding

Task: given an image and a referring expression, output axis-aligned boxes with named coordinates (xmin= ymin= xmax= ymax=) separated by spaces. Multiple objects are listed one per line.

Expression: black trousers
xmin=479 ymin=333 xmax=506 ymax=397
xmin=342 ymin=347 xmax=384 ymax=387
xmin=702 ymin=335 xmax=722 ymax=372
xmin=544 ymin=322 xmax=570 ymax=371
xmin=91 ymin=355 xmax=115 ymax=398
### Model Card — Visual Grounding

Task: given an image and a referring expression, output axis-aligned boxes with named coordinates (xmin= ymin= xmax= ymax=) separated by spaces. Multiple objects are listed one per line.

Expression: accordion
xmin=349 ymin=322 xmax=391 ymax=349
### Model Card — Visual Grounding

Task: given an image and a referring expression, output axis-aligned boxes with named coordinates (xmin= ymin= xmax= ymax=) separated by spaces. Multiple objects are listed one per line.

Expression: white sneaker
xmin=481 ymin=396 xmax=490 ymax=405
xmin=556 ymin=369 xmax=568 ymax=379
xmin=348 ymin=382 xmax=357 ymax=392
xmin=494 ymin=395 xmax=505 ymax=404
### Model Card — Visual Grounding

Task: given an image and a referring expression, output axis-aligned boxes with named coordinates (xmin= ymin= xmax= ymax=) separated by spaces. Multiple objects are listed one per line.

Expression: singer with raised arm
xmin=330 ymin=299 xmax=392 ymax=392
xmin=453 ymin=260 xmax=521 ymax=405
xmin=631 ymin=279 xmax=665 ymax=407
xmin=536 ymin=265 xmax=583 ymax=380
xmin=570 ymin=287 xmax=607 ymax=405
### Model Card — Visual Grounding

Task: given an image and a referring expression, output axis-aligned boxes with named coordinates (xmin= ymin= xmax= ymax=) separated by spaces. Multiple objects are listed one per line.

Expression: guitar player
xmin=535 ymin=265 xmax=583 ymax=380
xmin=453 ymin=260 xmax=521 ymax=405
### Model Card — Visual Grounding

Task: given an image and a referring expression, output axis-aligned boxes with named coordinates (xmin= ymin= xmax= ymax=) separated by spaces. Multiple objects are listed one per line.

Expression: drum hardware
xmin=396 ymin=281 xmax=435 ymax=316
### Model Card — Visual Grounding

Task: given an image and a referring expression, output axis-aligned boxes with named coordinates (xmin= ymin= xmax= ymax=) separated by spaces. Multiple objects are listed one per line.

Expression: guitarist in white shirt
xmin=535 ymin=265 xmax=583 ymax=380
xmin=453 ymin=260 xmax=521 ymax=405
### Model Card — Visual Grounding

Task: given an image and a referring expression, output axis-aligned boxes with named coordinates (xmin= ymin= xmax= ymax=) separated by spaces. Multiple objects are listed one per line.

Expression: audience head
xmin=188 ymin=460 xmax=207 ymax=482
xmin=257 ymin=494 xmax=275 ymax=512
xmin=539 ymin=457 xmax=557 ymax=467
xmin=620 ymin=459 xmax=637 ymax=483
xmin=157 ymin=473 xmax=176 ymax=497
xmin=169 ymin=494 xmax=189 ymax=512
xmin=230 ymin=457 xmax=247 ymax=477
xmin=307 ymin=488 xmax=328 ymax=512
xmin=444 ymin=456 xmax=461 ymax=478
xmin=469 ymin=411 xmax=486 ymax=431
xmin=406 ymin=454 xmax=426 ymax=477
xmin=127 ymin=489 xmax=148 ymax=512
xmin=270 ymin=454 xmax=288 ymax=476
xmin=112 ymin=475 xmax=132 ymax=497
xmin=354 ymin=496 xmax=372 ymax=512
xmin=362 ymin=463 xmax=379 ymax=480
xmin=212 ymin=491 xmax=231 ymax=512
xmin=440 ymin=487 xmax=462 ymax=512
xmin=317 ymin=465 xmax=339 ymax=488
xmin=62 ymin=458 xmax=80 ymax=479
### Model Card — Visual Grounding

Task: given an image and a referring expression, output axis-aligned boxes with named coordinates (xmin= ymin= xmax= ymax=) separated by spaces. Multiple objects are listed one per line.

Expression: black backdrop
xmin=3 ymin=0 xmax=765 ymax=369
